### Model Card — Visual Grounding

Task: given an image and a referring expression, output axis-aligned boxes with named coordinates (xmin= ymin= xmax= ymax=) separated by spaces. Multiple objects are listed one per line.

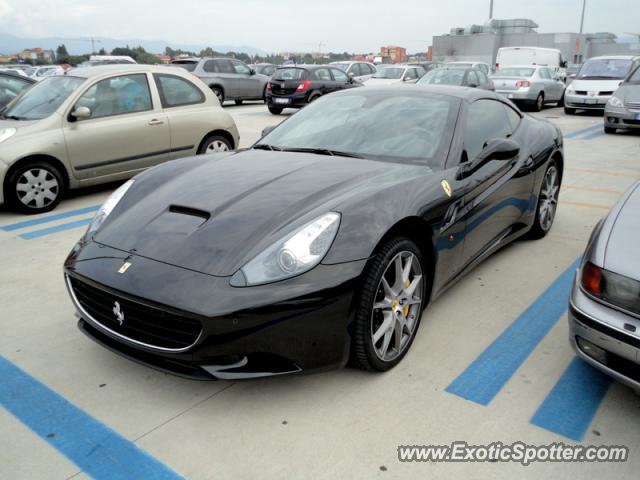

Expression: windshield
xmin=419 ymin=69 xmax=465 ymax=86
xmin=273 ymin=68 xmax=308 ymax=81
xmin=494 ymin=67 xmax=535 ymax=77
xmin=256 ymin=93 xmax=455 ymax=167
xmin=577 ymin=58 xmax=633 ymax=79
xmin=3 ymin=75 xmax=84 ymax=120
xmin=372 ymin=67 xmax=404 ymax=79
xmin=169 ymin=63 xmax=197 ymax=72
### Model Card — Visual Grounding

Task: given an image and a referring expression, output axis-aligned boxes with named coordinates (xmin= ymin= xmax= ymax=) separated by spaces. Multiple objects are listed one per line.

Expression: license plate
xmin=273 ymin=98 xmax=290 ymax=105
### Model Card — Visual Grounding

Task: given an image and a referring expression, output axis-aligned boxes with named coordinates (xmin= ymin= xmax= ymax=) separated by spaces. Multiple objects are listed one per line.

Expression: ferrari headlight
xmin=0 ymin=127 xmax=16 ymax=143
xmin=607 ymin=96 xmax=624 ymax=108
xmin=231 ymin=212 xmax=341 ymax=286
xmin=84 ymin=179 xmax=134 ymax=239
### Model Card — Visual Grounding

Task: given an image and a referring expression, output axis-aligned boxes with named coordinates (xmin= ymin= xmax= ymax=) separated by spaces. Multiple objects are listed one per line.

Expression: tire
xmin=604 ymin=126 xmax=616 ymax=134
xmin=308 ymin=94 xmax=321 ymax=103
xmin=556 ymin=92 xmax=565 ymax=107
xmin=6 ymin=160 xmax=65 ymax=214
xmin=211 ymin=87 xmax=224 ymax=105
xmin=564 ymin=107 xmax=576 ymax=115
xmin=234 ymin=99 xmax=243 ymax=106
xmin=528 ymin=161 xmax=560 ymax=239
xmin=197 ymin=135 xmax=232 ymax=154
xmin=350 ymin=238 xmax=426 ymax=372
xmin=533 ymin=93 xmax=544 ymax=112
xmin=268 ymin=106 xmax=282 ymax=115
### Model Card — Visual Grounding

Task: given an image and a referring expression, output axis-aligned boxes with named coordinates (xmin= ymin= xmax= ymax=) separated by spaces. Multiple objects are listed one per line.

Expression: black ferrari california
xmin=64 ymin=86 xmax=563 ymax=379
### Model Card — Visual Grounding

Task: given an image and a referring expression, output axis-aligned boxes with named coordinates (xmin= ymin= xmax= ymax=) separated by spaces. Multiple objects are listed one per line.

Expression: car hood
xmin=364 ymin=78 xmax=403 ymax=86
xmin=604 ymin=182 xmax=640 ymax=279
xmin=615 ymin=84 xmax=640 ymax=102
xmin=0 ymin=118 xmax=39 ymax=130
xmin=95 ymin=150 xmax=425 ymax=276
xmin=570 ymin=78 xmax=623 ymax=92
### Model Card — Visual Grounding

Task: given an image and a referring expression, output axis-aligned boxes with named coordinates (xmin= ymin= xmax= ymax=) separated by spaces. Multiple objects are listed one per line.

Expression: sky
xmin=0 ymin=0 xmax=638 ymax=53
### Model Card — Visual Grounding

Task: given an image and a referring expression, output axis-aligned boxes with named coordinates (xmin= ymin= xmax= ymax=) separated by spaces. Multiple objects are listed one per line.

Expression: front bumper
xmin=65 ymin=241 xmax=367 ymax=380
xmin=568 ymin=276 xmax=640 ymax=391
xmin=604 ymin=107 xmax=640 ymax=130
xmin=495 ymin=89 xmax=535 ymax=102
xmin=565 ymin=92 xmax=610 ymax=110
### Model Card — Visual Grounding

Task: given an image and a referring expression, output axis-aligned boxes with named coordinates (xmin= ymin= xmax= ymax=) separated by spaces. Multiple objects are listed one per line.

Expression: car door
xmin=153 ymin=73 xmax=207 ymax=159
xmin=214 ymin=59 xmax=240 ymax=98
xmin=537 ymin=68 xmax=556 ymax=101
xmin=63 ymin=73 xmax=170 ymax=180
xmin=231 ymin=59 xmax=261 ymax=98
xmin=311 ymin=68 xmax=333 ymax=94
xmin=348 ymin=63 xmax=363 ymax=82
xmin=456 ymin=99 xmax=534 ymax=266
xmin=330 ymin=68 xmax=354 ymax=91
xmin=358 ymin=63 xmax=374 ymax=82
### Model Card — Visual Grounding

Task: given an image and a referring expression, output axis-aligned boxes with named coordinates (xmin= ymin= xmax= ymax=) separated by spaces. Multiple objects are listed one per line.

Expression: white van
xmin=496 ymin=47 xmax=566 ymax=79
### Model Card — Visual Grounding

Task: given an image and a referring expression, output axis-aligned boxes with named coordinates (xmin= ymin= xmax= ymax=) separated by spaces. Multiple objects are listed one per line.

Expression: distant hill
xmin=0 ymin=33 xmax=267 ymax=56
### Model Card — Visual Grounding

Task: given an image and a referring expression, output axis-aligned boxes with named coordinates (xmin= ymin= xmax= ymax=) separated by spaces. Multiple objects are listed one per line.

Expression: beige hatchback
xmin=0 ymin=65 xmax=240 ymax=213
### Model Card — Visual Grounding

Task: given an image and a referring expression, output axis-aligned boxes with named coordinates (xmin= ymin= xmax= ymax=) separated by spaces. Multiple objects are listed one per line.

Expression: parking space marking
xmin=559 ymin=200 xmax=613 ymax=210
xmin=0 ymin=205 xmax=99 ymax=231
xmin=445 ymin=257 xmax=581 ymax=406
xmin=566 ymin=167 xmax=640 ymax=178
xmin=563 ymin=185 xmax=625 ymax=195
xmin=563 ymin=124 xmax=602 ymax=139
xmin=19 ymin=218 xmax=92 ymax=240
xmin=582 ymin=130 xmax=606 ymax=141
xmin=0 ymin=356 xmax=183 ymax=480
xmin=530 ymin=357 xmax=611 ymax=441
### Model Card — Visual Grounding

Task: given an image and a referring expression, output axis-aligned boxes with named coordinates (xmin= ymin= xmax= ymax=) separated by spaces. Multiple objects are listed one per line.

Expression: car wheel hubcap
xmin=214 ymin=90 xmax=223 ymax=102
xmin=539 ymin=165 xmax=559 ymax=232
xmin=206 ymin=140 xmax=229 ymax=152
xmin=371 ymin=251 xmax=423 ymax=362
xmin=16 ymin=168 xmax=59 ymax=209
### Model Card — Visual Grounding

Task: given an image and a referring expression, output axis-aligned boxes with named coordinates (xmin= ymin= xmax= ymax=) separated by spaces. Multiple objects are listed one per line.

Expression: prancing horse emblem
xmin=112 ymin=301 xmax=125 ymax=326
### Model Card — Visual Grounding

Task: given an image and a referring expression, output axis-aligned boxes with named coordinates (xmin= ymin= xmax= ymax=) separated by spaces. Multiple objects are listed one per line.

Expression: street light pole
xmin=489 ymin=0 xmax=494 ymax=19
xmin=579 ymin=0 xmax=586 ymax=34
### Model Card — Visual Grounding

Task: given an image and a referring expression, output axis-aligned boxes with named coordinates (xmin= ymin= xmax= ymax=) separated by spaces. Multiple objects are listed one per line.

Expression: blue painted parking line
xmin=531 ymin=357 xmax=611 ymax=441
xmin=563 ymin=124 xmax=601 ymax=139
xmin=0 ymin=205 xmax=99 ymax=231
xmin=583 ymin=130 xmax=605 ymax=141
xmin=446 ymin=257 xmax=581 ymax=406
xmin=0 ymin=356 xmax=183 ymax=480
xmin=19 ymin=218 xmax=92 ymax=240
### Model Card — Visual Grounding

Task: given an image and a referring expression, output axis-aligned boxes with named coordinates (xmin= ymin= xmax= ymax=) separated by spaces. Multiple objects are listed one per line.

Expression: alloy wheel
xmin=16 ymin=168 xmax=59 ymax=209
xmin=539 ymin=165 xmax=559 ymax=232
xmin=206 ymin=140 xmax=230 ymax=152
xmin=370 ymin=251 xmax=423 ymax=362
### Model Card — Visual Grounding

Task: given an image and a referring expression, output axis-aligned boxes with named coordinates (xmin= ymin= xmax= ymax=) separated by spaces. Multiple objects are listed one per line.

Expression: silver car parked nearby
xmin=570 ymin=180 xmax=640 ymax=391
xmin=604 ymin=65 xmax=640 ymax=134
xmin=492 ymin=65 xmax=566 ymax=111
xmin=329 ymin=61 xmax=377 ymax=83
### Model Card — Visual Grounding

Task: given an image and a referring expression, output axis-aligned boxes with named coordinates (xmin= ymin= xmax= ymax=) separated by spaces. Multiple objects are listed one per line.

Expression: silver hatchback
xmin=492 ymin=65 xmax=566 ymax=111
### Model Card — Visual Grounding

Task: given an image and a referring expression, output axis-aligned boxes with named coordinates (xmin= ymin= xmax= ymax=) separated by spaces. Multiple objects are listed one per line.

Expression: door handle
xmin=148 ymin=119 xmax=164 ymax=126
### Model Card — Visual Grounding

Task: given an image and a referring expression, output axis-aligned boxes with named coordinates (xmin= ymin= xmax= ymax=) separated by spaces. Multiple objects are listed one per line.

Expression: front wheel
xmin=528 ymin=162 xmax=560 ymax=239
xmin=211 ymin=87 xmax=224 ymax=105
xmin=234 ymin=99 xmax=243 ymax=106
xmin=6 ymin=161 xmax=65 ymax=214
xmin=604 ymin=126 xmax=616 ymax=134
xmin=350 ymin=238 xmax=426 ymax=372
xmin=197 ymin=135 xmax=232 ymax=154
xmin=564 ymin=107 xmax=576 ymax=115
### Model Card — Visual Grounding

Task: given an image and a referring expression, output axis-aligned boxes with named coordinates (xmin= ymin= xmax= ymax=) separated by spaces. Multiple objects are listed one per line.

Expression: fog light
xmin=577 ymin=336 xmax=607 ymax=364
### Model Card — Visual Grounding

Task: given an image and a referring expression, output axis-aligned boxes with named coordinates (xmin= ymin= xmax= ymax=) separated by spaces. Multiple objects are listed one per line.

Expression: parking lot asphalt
xmin=1 ymin=102 xmax=640 ymax=480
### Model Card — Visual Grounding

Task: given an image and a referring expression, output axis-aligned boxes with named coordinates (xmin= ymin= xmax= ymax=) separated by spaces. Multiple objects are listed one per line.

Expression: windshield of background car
xmin=419 ymin=68 xmax=465 ymax=85
xmin=626 ymin=66 xmax=640 ymax=83
xmin=257 ymin=93 xmax=457 ymax=167
xmin=272 ymin=68 xmax=308 ymax=81
xmin=494 ymin=67 xmax=535 ymax=77
xmin=3 ymin=75 xmax=84 ymax=120
xmin=577 ymin=59 xmax=633 ymax=79
xmin=372 ymin=67 xmax=404 ymax=79
xmin=169 ymin=62 xmax=197 ymax=72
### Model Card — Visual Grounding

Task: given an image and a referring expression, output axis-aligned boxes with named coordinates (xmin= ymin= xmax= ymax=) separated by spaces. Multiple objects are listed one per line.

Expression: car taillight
xmin=266 ymin=82 xmax=272 ymax=92
xmin=296 ymin=80 xmax=312 ymax=92
xmin=495 ymin=63 xmax=499 ymax=70
xmin=581 ymin=262 xmax=603 ymax=297
xmin=515 ymin=80 xmax=531 ymax=88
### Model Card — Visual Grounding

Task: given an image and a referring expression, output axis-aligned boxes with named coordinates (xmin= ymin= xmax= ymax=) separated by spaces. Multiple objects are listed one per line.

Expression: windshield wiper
xmin=253 ymin=144 xmax=282 ymax=151
xmin=1 ymin=114 xmax=23 ymax=120
xmin=278 ymin=147 xmax=364 ymax=159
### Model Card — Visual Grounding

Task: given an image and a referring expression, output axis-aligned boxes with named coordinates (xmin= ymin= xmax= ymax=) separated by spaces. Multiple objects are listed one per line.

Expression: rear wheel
xmin=268 ymin=106 xmax=282 ymax=115
xmin=528 ymin=161 xmax=560 ymax=239
xmin=556 ymin=92 xmax=565 ymax=107
xmin=350 ymin=238 xmax=426 ymax=372
xmin=197 ymin=135 xmax=232 ymax=154
xmin=604 ymin=126 xmax=616 ymax=134
xmin=564 ymin=107 xmax=576 ymax=115
xmin=6 ymin=161 xmax=65 ymax=214
xmin=211 ymin=87 xmax=224 ymax=105
xmin=533 ymin=93 xmax=544 ymax=112
xmin=234 ymin=99 xmax=243 ymax=106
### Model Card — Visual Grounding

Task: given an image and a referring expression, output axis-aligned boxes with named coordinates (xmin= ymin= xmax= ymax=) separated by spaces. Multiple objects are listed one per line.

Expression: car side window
xmin=203 ymin=60 xmax=217 ymax=73
xmin=312 ymin=68 xmax=332 ymax=81
xmin=467 ymin=70 xmax=479 ymax=86
xmin=404 ymin=69 xmax=417 ymax=80
xmin=463 ymin=99 xmax=512 ymax=161
xmin=154 ymin=74 xmax=205 ymax=108
xmin=477 ymin=71 xmax=489 ymax=85
xmin=360 ymin=64 xmax=371 ymax=75
xmin=349 ymin=63 xmax=362 ymax=77
xmin=539 ymin=68 xmax=551 ymax=79
xmin=215 ymin=60 xmax=236 ymax=74
xmin=76 ymin=74 xmax=152 ymax=119
xmin=232 ymin=60 xmax=251 ymax=75
xmin=331 ymin=69 xmax=349 ymax=82
xmin=265 ymin=66 xmax=275 ymax=76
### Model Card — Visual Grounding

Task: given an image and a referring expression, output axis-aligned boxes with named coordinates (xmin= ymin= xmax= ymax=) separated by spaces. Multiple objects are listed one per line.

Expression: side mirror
xmin=261 ymin=125 xmax=276 ymax=137
xmin=457 ymin=138 xmax=519 ymax=180
xmin=71 ymin=106 xmax=91 ymax=120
